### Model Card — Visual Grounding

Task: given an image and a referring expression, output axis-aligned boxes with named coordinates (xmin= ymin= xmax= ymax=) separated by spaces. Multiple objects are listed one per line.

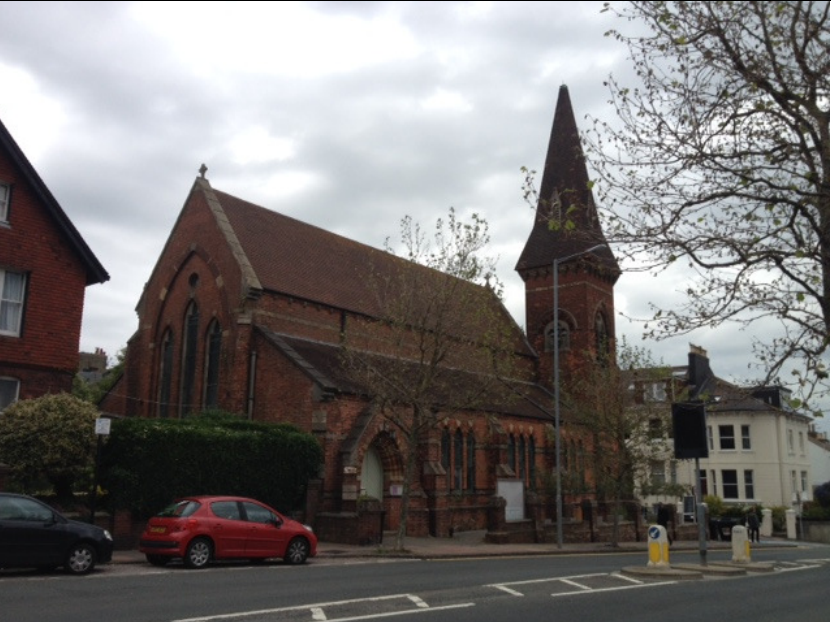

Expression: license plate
xmin=149 ymin=526 xmax=166 ymax=534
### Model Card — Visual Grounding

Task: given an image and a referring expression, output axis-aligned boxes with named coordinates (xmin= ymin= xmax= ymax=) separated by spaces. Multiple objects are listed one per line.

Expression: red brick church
xmin=103 ymin=85 xmax=620 ymax=542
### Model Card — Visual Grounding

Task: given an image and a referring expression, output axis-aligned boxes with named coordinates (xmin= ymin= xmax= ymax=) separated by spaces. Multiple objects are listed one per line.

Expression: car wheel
xmin=65 ymin=542 xmax=97 ymax=575
xmin=146 ymin=554 xmax=170 ymax=567
xmin=184 ymin=538 xmax=212 ymax=569
xmin=283 ymin=537 xmax=309 ymax=565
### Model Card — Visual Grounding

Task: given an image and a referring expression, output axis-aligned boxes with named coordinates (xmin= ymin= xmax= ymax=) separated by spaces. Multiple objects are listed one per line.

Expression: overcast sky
xmin=1 ymin=1 xmax=826 ymax=427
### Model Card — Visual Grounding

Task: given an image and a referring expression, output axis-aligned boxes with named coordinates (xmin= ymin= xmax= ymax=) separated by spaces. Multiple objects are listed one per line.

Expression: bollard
xmin=731 ymin=524 xmax=750 ymax=563
xmin=785 ymin=509 xmax=797 ymax=539
xmin=761 ymin=508 xmax=773 ymax=538
xmin=647 ymin=524 xmax=670 ymax=568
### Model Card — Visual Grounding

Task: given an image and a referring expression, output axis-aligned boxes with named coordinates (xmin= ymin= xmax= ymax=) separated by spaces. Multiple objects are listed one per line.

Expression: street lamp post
xmin=553 ymin=243 xmax=605 ymax=549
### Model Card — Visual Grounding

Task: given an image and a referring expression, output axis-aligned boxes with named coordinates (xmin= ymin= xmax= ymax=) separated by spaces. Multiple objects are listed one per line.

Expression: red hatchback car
xmin=138 ymin=496 xmax=317 ymax=569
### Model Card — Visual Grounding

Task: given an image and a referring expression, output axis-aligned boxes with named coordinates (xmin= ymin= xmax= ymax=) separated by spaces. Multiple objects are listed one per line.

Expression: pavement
xmin=113 ymin=531 xmax=802 ymax=571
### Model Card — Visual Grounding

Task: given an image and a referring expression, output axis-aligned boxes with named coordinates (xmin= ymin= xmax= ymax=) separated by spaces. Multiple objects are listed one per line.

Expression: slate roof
xmin=515 ymin=85 xmax=619 ymax=278
xmin=258 ymin=328 xmax=556 ymax=421
xmin=213 ymin=187 xmax=535 ymax=357
xmin=0 ymin=117 xmax=109 ymax=285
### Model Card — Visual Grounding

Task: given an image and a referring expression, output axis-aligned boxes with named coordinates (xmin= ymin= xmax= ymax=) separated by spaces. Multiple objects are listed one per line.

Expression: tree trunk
xmin=394 ymin=428 xmax=419 ymax=551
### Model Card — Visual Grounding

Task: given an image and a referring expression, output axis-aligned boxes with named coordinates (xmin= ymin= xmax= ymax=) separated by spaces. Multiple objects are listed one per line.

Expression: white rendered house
xmin=640 ymin=345 xmax=815 ymax=514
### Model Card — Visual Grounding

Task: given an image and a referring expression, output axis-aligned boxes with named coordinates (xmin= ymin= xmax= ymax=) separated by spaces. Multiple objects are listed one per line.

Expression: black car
xmin=0 ymin=492 xmax=113 ymax=574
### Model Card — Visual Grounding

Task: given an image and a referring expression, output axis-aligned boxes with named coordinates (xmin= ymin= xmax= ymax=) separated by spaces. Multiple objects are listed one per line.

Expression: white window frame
xmin=0 ymin=269 xmax=27 ymax=336
xmin=650 ymin=460 xmax=666 ymax=488
xmin=645 ymin=382 xmax=667 ymax=402
xmin=718 ymin=425 xmax=736 ymax=450
xmin=0 ymin=377 xmax=20 ymax=412
xmin=743 ymin=469 xmax=754 ymax=500
xmin=648 ymin=417 xmax=664 ymax=440
xmin=0 ymin=182 xmax=9 ymax=223
xmin=741 ymin=424 xmax=751 ymax=450
xmin=721 ymin=469 xmax=739 ymax=499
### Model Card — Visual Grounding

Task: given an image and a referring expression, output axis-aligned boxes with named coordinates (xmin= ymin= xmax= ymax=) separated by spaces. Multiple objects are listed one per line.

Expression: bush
xmin=704 ymin=495 xmax=725 ymax=517
xmin=802 ymin=501 xmax=830 ymax=520
xmin=0 ymin=393 xmax=99 ymax=503
xmin=814 ymin=482 xmax=829 ymax=508
xmin=770 ymin=506 xmax=788 ymax=532
xmin=99 ymin=415 xmax=322 ymax=518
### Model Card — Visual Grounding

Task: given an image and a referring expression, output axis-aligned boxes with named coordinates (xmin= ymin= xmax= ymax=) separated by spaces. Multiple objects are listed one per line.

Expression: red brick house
xmin=0 ymin=117 xmax=109 ymax=413
xmin=105 ymin=85 xmax=620 ymax=542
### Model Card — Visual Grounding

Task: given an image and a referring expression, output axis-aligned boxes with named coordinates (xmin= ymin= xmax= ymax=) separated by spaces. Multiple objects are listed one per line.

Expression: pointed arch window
xmin=518 ymin=435 xmax=527 ymax=483
xmin=158 ymin=329 xmax=174 ymax=418
xmin=453 ymin=429 xmax=464 ymax=490
xmin=544 ymin=320 xmax=571 ymax=353
xmin=595 ymin=311 xmax=609 ymax=359
xmin=466 ymin=430 xmax=476 ymax=492
xmin=529 ymin=436 xmax=536 ymax=488
xmin=204 ymin=320 xmax=222 ymax=408
xmin=180 ymin=302 xmax=199 ymax=417
xmin=441 ymin=428 xmax=451 ymax=489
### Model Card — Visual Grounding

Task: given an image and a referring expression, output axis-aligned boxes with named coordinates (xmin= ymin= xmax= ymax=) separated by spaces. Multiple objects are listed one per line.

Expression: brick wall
xmin=0 ymin=148 xmax=88 ymax=394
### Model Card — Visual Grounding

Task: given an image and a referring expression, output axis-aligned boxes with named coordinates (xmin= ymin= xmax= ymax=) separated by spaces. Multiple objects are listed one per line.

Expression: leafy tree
xmin=585 ymin=1 xmax=829 ymax=412
xmin=341 ymin=208 xmax=521 ymax=550
xmin=73 ymin=347 xmax=126 ymax=405
xmin=0 ymin=393 xmax=99 ymax=503
xmin=562 ymin=340 xmax=674 ymax=546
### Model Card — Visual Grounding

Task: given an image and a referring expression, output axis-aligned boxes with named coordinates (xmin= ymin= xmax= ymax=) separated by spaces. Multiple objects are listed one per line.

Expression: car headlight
xmin=303 ymin=524 xmax=314 ymax=533
xmin=103 ymin=529 xmax=113 ymax=541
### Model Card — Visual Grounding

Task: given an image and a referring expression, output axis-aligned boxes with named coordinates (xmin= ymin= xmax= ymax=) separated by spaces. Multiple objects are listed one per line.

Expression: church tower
xmin=516 ymin=85 xmax=621 ymax=388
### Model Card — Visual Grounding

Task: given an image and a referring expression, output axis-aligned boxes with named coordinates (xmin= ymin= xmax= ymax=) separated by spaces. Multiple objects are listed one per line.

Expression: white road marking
xmin=612 ymin=572 xmax=646 ymax=584
xmin=488 ymin=572 xmax=677 ymax=599
xmin=550 ymin=581 xmax=678 ymax=598
xmin=407 ymin=595 xmax=429 ymax=608
xmin=559 ymin=578 xmax=591 ymax=591
xmin=172 ymin=593 xmax=474 ymax=622
xmin=492 ymin=585 xmax=525 ymax=596
xmin=302 ymin=603 xmax=475 ymax=622
xmin=776 ymin=563 xmax=822 ymax=572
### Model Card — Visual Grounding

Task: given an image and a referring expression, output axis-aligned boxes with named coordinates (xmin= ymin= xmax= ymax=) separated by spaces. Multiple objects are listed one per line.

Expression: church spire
xmin=516 ymin=85 xmax=619 ymax=278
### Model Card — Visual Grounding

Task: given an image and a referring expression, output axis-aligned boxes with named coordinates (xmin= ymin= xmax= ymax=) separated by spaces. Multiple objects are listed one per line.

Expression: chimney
xmin=688 ymin=344 xmax=715 ymax=400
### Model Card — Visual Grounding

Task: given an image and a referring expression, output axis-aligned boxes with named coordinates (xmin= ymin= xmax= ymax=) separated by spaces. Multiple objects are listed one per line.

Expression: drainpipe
xmin=247 ymin=350 xmax=257 ymax=419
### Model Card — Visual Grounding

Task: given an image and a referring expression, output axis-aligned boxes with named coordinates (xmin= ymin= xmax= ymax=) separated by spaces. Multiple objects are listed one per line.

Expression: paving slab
xmin=708 ymin=560 xmax=775 ymax=573
xmin=671 ymin=562 xmax=745 ymax=576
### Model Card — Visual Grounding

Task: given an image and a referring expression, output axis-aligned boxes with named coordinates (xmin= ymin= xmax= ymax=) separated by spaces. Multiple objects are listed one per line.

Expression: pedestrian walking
xmin=656 ymin=502 xmax=673 ymax=546
xmin=747 ymin=509 xmax=760 ymax=543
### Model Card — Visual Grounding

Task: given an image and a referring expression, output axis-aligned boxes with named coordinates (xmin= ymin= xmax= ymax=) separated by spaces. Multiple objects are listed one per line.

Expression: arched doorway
xmin=358 ymin=432 xmax=405 ymax=532
xmin=360 ymin=446 xmax=384 ymax=501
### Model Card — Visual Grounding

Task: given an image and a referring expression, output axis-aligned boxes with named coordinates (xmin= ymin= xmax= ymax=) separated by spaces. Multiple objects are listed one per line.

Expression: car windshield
xmin=156 ymin=500 xmax=201 ymax=518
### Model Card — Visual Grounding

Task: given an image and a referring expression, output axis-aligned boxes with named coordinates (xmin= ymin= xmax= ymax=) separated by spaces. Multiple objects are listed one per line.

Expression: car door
xmin=206 ymin=501 xmax=247 ymax=558
xmin=241 ymin=501 xmax=286 ymax=558
xmin=0 ymin=496 xmax=65 ymax=568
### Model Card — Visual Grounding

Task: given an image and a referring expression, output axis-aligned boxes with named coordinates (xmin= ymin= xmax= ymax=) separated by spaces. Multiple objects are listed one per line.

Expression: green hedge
xmin=99 ymin=416 xmax=322 ymax=518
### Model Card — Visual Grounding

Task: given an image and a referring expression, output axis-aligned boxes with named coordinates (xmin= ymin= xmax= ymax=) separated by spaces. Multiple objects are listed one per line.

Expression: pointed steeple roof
xmin=516 ymin=85 xmax=619 ymax=277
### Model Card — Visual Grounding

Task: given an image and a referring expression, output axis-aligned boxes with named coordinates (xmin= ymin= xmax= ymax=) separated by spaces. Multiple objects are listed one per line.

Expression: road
xmin=1 ymin=545 xmax=827 ymax=622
